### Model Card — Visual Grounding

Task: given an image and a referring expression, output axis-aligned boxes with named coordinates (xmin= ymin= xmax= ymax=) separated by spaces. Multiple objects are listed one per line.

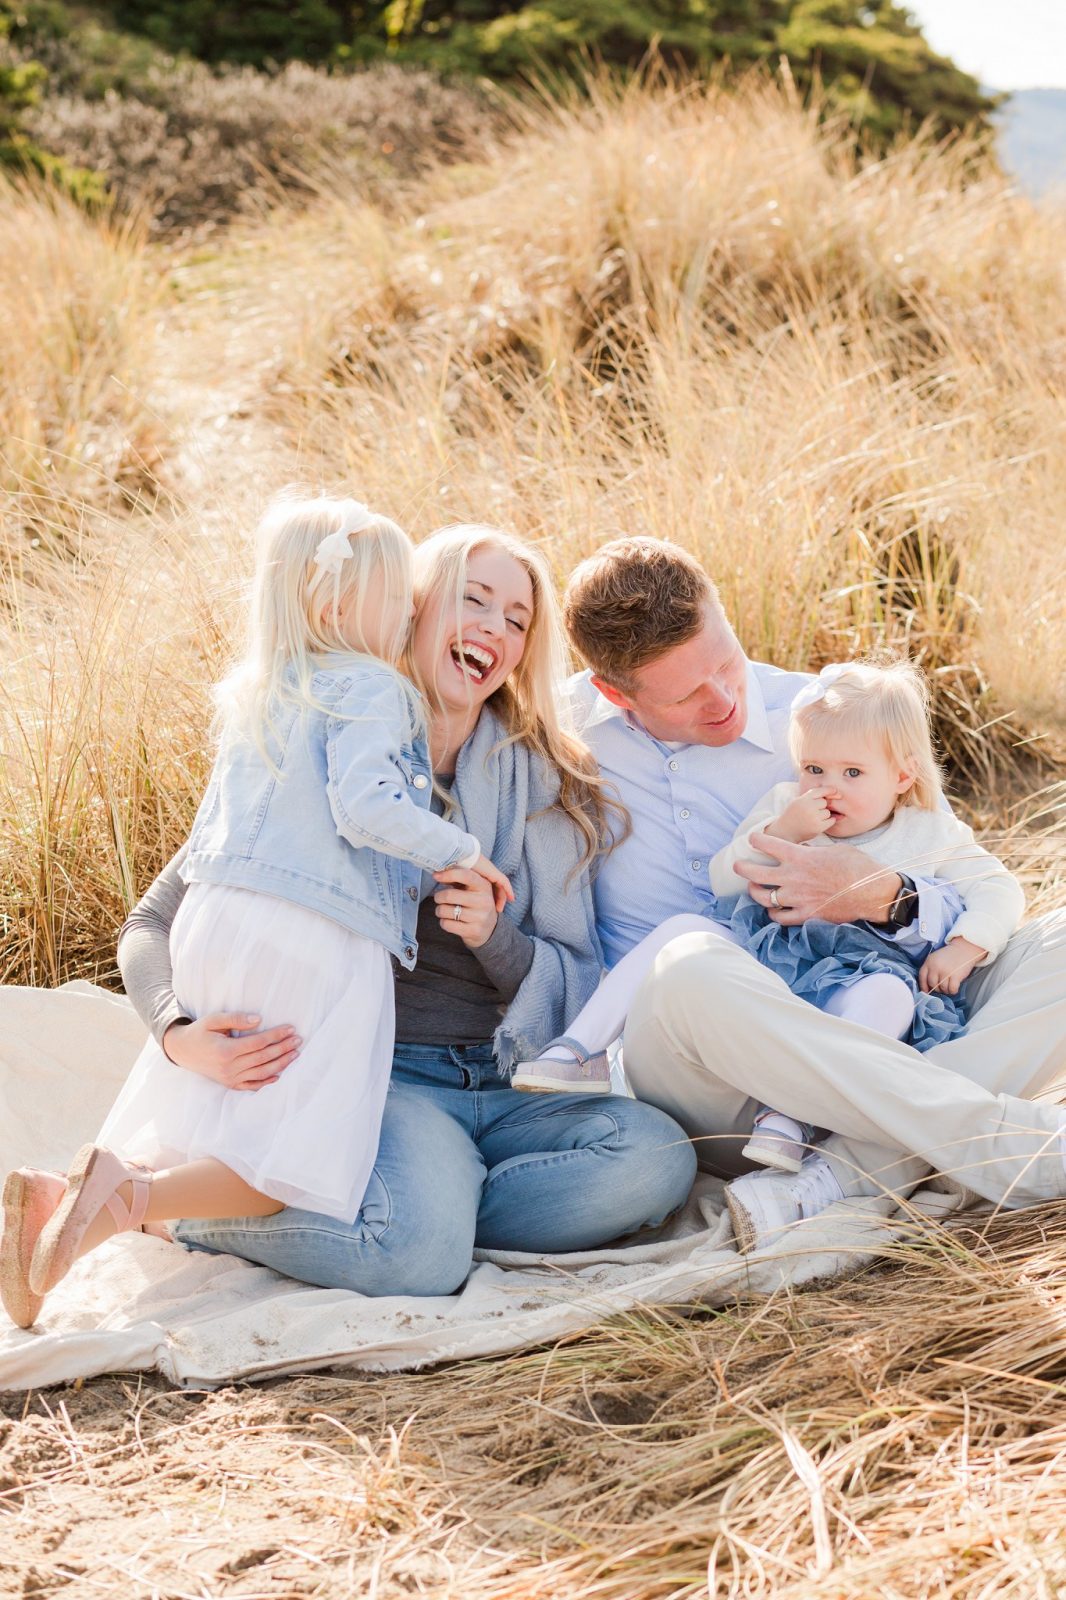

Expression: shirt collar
xmin=568 ymin=672 xmax=623 ymax=730
xmin=739 ymin=661 xmax=774 ymax=753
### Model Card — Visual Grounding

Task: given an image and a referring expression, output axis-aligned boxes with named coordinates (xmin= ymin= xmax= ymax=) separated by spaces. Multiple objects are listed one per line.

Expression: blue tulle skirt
xmin=722 ymin=896 xmax=969 ymax=1052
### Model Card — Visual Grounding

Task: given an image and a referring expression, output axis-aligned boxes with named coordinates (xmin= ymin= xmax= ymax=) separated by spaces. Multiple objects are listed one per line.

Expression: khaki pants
xmin=623 ymin=909 xmax=1066 ymax=1207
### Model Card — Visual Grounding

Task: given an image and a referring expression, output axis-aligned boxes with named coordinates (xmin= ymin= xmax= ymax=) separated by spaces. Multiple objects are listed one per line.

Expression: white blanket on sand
xmin=0 ymin=984 xmax=976 ymax=1392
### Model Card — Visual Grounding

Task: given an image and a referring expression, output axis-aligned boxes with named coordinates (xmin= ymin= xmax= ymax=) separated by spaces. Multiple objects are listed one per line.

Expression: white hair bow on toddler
xmin=312 ymin=501 xmax=375 ymax=577
xmin=790 ymin=661 xmax=852 ymax=713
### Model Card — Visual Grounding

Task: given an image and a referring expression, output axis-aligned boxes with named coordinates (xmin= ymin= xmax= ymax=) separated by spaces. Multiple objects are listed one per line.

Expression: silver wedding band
xmin=453 ymin=904 xmax=463 ymax=922
xmin=769 ymin=887 xmax=781 ymax=910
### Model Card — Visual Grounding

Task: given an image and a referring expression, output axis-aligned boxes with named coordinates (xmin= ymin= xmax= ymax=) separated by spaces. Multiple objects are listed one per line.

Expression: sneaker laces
xmin=795 ymin=1156 xmax=843 ymax=1219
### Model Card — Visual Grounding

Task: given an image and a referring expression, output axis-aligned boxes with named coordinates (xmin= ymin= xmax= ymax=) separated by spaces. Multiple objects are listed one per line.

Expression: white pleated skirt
xmin=99 ymin=883 xmax=395 ymax=1223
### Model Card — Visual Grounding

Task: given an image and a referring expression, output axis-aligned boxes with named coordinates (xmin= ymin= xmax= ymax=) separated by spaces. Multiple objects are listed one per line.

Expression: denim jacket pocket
xmin=239 ymin=776 xmax=277 ymax=857
xmin=371 ymin=849 xmax=400 ymax=916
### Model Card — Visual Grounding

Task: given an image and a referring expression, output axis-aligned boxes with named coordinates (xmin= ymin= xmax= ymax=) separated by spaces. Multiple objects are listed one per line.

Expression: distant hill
xmin=995 ymin=87 xmax=1066 ymax=197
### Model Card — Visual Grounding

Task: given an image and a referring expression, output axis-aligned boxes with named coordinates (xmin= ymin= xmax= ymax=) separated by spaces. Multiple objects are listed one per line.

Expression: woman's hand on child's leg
xmin=163 ymin=1014 xmax=301 ymax=1090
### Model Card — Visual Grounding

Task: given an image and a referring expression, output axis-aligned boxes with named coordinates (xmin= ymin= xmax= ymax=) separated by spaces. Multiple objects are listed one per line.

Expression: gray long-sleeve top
xmin=118 ymin=840 xmax=536 ymax=1050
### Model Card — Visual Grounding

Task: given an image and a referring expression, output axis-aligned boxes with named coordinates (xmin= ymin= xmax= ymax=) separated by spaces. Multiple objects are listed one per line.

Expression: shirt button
xmin=679 ymin=808 xmax=690 ymax=819
xmin=668 ymin=760 xmax=679 ymax=772
xmin=413 ymin=774 xmax=429 ymax=789
xmin=691 ymin=860 xmax=702 ymax=872
xmin=920 ymin=921 xmax=929 ymax=935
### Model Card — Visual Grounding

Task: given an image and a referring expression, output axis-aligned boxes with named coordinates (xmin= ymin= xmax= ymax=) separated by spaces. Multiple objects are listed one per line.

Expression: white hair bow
xmin=790 ymin=661 xmax=852 ymax=714
xmin=312 ymin=502 xmax=375 ymax=577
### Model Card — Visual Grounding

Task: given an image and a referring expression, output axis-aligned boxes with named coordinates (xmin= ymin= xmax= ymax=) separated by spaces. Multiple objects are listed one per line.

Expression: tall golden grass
xmin=267 ymin=79 xmax=1066 ymax=742
xmin=0 ymin=185 xmax=164 ymax=565
xmin=1 ymin=74 xmax=1064 ymax=978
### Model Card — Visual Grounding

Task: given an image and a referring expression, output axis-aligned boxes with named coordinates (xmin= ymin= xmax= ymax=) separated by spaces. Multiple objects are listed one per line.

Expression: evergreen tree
xmin=109 ymin=1 xmax=352 ymax=66
xmin=103 ymin=0 xmax=997 ymax=145
xmin=776 ymin=2 xmax=993 ymax=142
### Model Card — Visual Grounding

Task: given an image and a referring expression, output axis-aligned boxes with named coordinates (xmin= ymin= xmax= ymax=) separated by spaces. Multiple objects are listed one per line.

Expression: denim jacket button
xmin=404 ymin=945 xmax=415 ymax=960
xmin=413 ymin=774 xmax=429 ymax=789
xmin=407 ymin=885 xmax=418 ymax=900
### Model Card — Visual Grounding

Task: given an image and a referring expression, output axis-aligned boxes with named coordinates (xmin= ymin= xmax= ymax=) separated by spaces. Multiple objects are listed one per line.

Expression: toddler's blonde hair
xmin=789 ymin=659 xmax=943 ymax=811
xmin=218 ymin=491 xmax=414 ymax=762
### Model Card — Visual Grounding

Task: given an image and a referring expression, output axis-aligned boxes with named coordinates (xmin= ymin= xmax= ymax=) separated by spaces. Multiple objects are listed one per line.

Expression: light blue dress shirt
xmin=566 ymin=661 xmax=960 ymax=970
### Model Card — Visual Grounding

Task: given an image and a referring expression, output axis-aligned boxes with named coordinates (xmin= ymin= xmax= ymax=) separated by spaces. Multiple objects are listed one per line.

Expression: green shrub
xmin=0 ymin=4 xmax=104 ymax=196
xmin=0 ymin=3 xmax=47 ymax=163
xmin=15 ymin=8 xmax=178 ymax=101
xmin=26 ymin=59 xmax=494 ymax=230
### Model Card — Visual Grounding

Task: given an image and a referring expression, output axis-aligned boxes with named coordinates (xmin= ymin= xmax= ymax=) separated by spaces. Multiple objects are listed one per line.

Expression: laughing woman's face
xmin=413 ymin=544 xmax=535 ymax=717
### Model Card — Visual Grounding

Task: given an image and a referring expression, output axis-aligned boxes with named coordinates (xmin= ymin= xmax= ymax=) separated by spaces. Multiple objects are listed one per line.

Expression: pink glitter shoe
xmin=1 ymin=1168 xmax=66 ymax=1328
xmin=29 ymin=1144 xmax=152 ymax=1299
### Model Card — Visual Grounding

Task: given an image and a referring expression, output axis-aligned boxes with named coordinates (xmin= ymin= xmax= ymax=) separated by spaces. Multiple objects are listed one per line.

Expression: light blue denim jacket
xmin=181 ymin=658 xmax=480 ymax=968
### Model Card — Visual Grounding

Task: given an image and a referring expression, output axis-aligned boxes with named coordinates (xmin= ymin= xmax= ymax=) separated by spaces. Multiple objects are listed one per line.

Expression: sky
xmin=905 ymin=0 xmax=1066 ymax=90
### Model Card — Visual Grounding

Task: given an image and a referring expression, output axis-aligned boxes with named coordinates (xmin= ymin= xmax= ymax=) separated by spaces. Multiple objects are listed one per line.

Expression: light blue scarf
xmin=451 ymin=705 xmax=604 ymax=1075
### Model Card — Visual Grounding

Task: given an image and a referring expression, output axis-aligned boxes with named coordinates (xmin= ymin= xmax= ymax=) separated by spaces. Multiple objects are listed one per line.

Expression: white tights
xmin=822 ymin=972 xmax=916 ymax=1040
xmin=539 ymin=915 xmax=738 ymax=1063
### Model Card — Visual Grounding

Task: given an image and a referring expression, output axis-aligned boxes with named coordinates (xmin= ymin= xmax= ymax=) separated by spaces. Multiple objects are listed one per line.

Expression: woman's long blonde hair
xmin=409 ymin=524 xmax=626 ymax=868
xmin=217 ymin=492 xmax=414 ymax=763
xmin=789 ymin=658 xmax=944 ymax=811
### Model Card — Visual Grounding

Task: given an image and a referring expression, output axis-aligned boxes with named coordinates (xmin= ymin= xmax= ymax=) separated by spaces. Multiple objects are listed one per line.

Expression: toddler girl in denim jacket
xmin=2 ymin=493 xmax=511 ymax=1329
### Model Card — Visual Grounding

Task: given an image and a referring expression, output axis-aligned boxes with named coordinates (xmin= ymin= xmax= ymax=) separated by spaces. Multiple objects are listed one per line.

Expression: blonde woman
xmin=5 ymin=523 xmax=695 ymax=1318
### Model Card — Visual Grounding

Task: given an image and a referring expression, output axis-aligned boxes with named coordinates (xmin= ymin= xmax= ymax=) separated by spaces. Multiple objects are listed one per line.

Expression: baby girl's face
xmin=796 ymin=729 xmax=914 ymax=838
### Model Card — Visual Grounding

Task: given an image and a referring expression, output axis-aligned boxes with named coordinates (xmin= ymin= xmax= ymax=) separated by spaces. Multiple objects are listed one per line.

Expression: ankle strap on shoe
xmin=103 ymin=1171 xmax=152 ymax=1234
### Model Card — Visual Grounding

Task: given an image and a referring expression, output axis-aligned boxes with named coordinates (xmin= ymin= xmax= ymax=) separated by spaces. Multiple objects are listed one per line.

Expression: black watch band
xmin=885 ymin=873 xmax=919 ymax=929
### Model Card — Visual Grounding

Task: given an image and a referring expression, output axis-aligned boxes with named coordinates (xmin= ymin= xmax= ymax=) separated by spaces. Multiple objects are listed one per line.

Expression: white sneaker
xmin=725 ymin=1155 xmax=844 ymax=1254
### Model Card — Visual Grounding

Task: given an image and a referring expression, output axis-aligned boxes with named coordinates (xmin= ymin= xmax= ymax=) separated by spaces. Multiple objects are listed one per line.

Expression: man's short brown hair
xmin=564 ymin=538 xmax=716 ymax=689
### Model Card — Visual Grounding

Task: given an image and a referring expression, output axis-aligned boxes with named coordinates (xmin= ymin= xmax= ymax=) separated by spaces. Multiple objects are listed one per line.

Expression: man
xmin=564 ymin=537 xmax=1066 ymax=1249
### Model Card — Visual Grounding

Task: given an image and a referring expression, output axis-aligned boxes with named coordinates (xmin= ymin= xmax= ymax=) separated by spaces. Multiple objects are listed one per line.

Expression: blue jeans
xmin=172 ymin=1042 xmax=696 ymax=1296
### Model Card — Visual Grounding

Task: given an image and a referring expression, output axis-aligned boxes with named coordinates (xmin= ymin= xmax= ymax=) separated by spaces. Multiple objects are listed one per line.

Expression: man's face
xmin=593 ymin=607 xmax=749 ymax=746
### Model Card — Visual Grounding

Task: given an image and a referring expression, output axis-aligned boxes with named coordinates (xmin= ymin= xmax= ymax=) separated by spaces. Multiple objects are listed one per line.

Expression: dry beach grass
xmin=2 ymin=75 xmax=1064 ymax=987
xmin=2 ymin=73 xmax=1066 ymax=1596
xmin=6 ymin=1208 xmax=1066 ymax=1598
